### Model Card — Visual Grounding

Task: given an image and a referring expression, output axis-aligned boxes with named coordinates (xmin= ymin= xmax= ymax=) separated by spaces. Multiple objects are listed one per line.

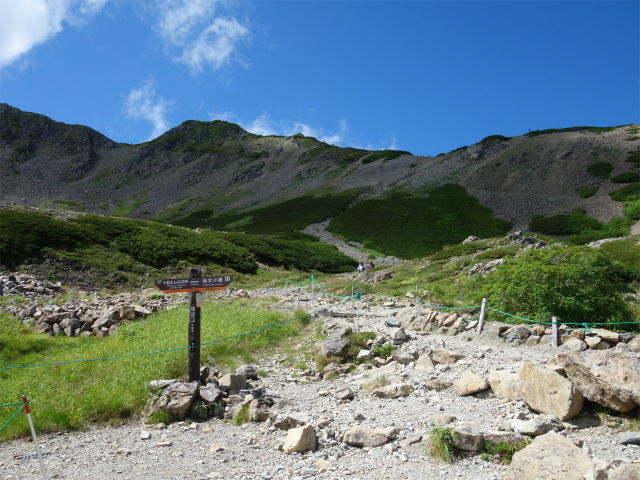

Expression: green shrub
xmin=600 ymin=239 xmax=640 ymax=282
xmin=623 ymin=200 xmax=640 ymax=220
xmin=328 ymin=184 xmax=511 ymax=259
xmin=373 ymin=344 xmax=395 ymax=359
xmin=611 ymin=173 xmax=640 ymax=183
xmin=529 ymin=208 xmax=601 ymax=236
xmin=577 ymin=187 xmax=599 ymax=198
xmin=587 ymin=161 xmax=613 ymax=179
xmin=529 ymin=208 xmax=632 ymax=243
xmin=609 ymin=183 xmax=640 ymax=202
xmin=485 ymin=245 xmax=633 ymax=325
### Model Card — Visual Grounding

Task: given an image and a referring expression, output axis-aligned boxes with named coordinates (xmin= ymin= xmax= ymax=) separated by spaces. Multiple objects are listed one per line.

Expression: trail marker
xmin=155 ymin=269 xmax=233 ymax=381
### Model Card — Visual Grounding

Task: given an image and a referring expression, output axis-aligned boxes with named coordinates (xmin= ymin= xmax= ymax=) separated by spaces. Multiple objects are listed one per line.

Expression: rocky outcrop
xmin=503 ymin=431 xmax=593 ymax=480
xmin=342 ymin=427 xmax=399 ymax=447
xmin=555 ymin=350 xmax=640 ymax=412
xmin=518 ymin=363 xmax=583 ymax=421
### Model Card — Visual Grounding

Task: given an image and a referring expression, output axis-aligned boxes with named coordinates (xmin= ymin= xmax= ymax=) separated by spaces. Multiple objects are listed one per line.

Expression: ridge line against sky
xmin=0 ymin=0 xmax=638 ymax=156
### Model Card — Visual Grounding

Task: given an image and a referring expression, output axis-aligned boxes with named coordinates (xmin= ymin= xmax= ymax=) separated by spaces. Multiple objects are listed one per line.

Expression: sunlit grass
xmin=0 ymin=300 xmax=305 ymax=440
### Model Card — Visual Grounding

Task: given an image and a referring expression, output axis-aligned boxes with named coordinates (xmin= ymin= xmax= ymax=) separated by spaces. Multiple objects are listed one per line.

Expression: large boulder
xmin=342 ymin=427 xmax=399 ymax=447
xmin=320 ymin=330 xmax=349 ymax=357
xmin=518 ymin=363 xmax=583 ymax=421
xmin=153 ymin=382 xmax=199 ymax=416
xmin=555 ymin=351 xmax=640 ymax=412
xmin=371 ymin=383 xmax=414 ymax=399
xmin=454 ymin=370 xmax=489 ymax=396
xmin=503 ymin=431 xmax=592 ymax=480
xmin=282 ymin=425 xmax=317 ymax=454
xmin=431 ymin=348 xmax=465 ymax=364
xmin=488 ymin=371 xmax=522 ymax=401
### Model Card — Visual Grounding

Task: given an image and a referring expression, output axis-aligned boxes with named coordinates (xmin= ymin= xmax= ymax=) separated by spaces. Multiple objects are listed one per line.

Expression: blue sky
xmin=0 ymin=0 xmax=638 ymax=156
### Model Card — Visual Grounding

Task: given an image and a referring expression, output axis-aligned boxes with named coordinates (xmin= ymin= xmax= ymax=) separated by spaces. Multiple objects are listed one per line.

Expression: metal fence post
xmin=477 ymin=298 xmax=487 ymax=334
xmin=22 ymin=396 xmax=48 ymax=480
xmin=552 ymin=316 xmax=558 ymax=348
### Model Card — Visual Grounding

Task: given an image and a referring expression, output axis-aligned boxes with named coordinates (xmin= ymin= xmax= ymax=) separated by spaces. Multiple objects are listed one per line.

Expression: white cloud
xmin=0 ymin=0 xmax=107 ymax=69
xmin=240 ymin=113 xmax=349 ymax=146
xmin=244 ymin=112 xmax=277 ymax=136
xmin=123 ymin=77 xmax=174 ymax=140
xmin=208 ymin=110 xmax=236 ymax=122
xmin=153 ymin=0 xmax=249 ymax=74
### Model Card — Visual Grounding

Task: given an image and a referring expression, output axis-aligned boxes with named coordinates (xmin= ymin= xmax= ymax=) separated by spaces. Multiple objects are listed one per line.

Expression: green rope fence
xmin=0 ymin=402 xmax=26 ymax=434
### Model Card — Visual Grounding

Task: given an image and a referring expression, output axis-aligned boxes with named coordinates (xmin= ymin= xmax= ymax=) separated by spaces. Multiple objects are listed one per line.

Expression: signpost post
xmin=155 ymin=270 xmax=232 ymax=382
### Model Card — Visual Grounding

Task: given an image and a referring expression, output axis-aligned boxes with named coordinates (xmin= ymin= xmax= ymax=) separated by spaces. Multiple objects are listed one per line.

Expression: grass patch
xmin=230 ymin=404 xmax=249 ymax=426
xmin=0 ymin=301 xmax=307 ymax=440
xmin=626 ymin=136 xmax=639 ymax=141
xmin=474 ymin=245 xmax=521 ymax=260
xmin=481 ymin=439 xmax=530 ymax=465
xmin=327 ymin=184 xmax=511 ymax=259
xmin=587 ymin=161 xmax=613 ymax=179
xmin=429 ymin=242 xmax=489 ymax=261
xmin=363 ymin=375 xmax=390 ymax=393
xmin=293 ymin=361 xmax=308 ymax=370
xmin=609 ymin=183 xmax=640 ymax=202
xmin=577 ymin=187 xmax=599 ymax=198
xmin=425 ymin=425 xmax=460 ymax=463
xmin=324 ymin=372 xmax=339 ymax=380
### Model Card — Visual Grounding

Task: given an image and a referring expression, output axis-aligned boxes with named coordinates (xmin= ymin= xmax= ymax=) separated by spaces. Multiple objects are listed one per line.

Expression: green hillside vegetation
xmin=627 ymin=151 xmax=640 ymax=166
xmin=611 ymin=172 xmax=640 ymax=183
xmin=169 ymin=190 xmax=364 ymax=234
xmin=526 ymin=126 xmax=621 ymax=137
xmin=327 ymin=184 xmax=512 ymax=259
xmin=587 ymin=161 xmax=613 ymax=179
xmin=529 ymin=208 xmax=634 ymax=244
xmin=577 ymin=187 xmax=599 ymax=198
xmin=609 ymin=183 xmax=640 ymax=202
xmin=362 ymin=150 xmax=412 ymax=165
xmin=0 ymin=210 xmax=357 ymax=287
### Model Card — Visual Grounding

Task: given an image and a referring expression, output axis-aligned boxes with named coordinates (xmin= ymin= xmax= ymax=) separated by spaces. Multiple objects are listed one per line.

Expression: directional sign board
xmin=155 ymin=276 xmax=233 ymax=293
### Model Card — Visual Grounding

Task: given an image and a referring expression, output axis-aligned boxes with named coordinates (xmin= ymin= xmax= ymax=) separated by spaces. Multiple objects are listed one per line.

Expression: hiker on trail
xmin=368 ymin=261 xmax=375 ymax=269
xmin=357 ymin=262 xmax=365 ymax=273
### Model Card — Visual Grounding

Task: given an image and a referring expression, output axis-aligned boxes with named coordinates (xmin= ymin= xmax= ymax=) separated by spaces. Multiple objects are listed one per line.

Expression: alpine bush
xmin=485 ymin=245 xmax=632 ymax=325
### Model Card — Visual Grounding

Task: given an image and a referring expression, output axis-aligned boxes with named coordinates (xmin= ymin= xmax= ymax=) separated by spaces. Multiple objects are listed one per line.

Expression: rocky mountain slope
xmin=1 ymin=103 xmax=638 ymax=230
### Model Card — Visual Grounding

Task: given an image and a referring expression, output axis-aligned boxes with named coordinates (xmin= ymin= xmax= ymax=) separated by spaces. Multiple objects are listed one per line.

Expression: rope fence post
xmin=311 ymin=276 xmax=315 ymax=305
xmin=22 ymin=396 xmax=48 ymax=480
xmin=552 ymin=316 xmax=558 ymax=348
xmin=355 ymin=290 xmax=361 ymax=334
xmin=477 ymin=298 xmax=487 ymax=334
xmin=415 ymin=281 xmax=419 ymax=325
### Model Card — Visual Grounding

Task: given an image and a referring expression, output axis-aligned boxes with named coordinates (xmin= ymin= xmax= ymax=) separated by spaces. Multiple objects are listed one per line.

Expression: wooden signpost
xmin=155 ymin=269 xmax=232 ymax=382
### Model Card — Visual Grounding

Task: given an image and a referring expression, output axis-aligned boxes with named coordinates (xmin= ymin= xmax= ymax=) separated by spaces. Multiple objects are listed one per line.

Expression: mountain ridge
xmin=1 ymin=103 xmax=638 ymax=232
